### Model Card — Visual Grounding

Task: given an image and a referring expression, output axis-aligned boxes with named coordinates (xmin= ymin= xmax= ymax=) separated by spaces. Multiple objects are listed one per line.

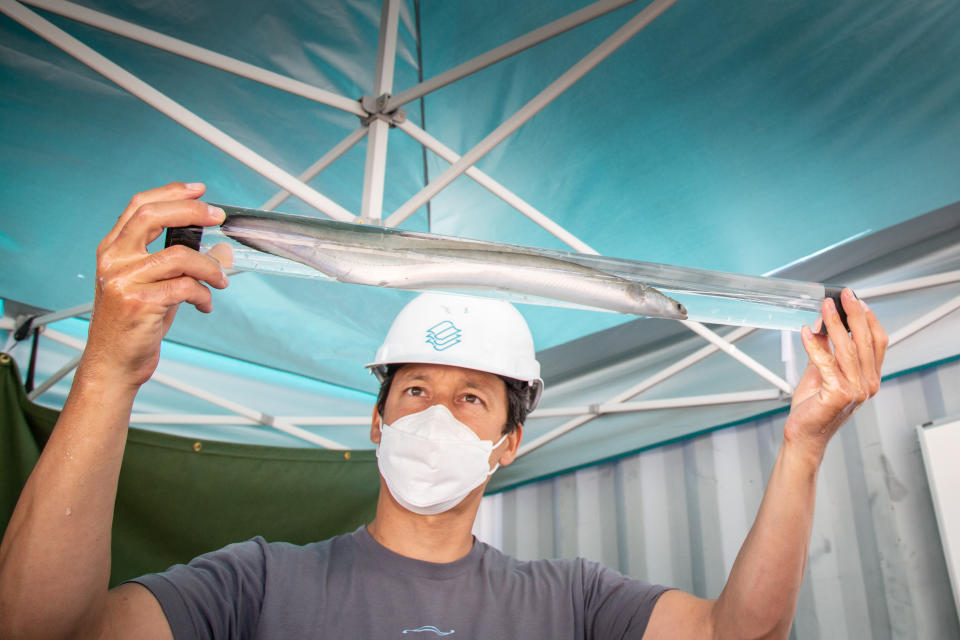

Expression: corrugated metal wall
xmin=476 ymin=357 xmax=960 ymax=639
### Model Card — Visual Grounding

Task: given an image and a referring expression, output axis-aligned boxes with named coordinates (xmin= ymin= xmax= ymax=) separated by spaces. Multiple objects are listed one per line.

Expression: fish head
xmin=647 ymin=288 xmax=688 ymax=320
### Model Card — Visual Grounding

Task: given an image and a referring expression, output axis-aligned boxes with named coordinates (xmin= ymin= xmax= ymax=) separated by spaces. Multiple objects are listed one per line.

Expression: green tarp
xmin=0 ymin=353 xmax=380 ymax=587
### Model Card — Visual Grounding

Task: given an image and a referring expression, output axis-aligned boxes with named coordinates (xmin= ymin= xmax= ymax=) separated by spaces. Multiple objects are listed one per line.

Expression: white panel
xmin=918 ymin=417 xmax=960 ymax=626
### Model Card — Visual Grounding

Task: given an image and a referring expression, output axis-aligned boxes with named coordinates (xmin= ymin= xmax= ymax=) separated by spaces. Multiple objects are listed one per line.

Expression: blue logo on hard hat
xmin=425 ymin=321 xmax=461 ymax=351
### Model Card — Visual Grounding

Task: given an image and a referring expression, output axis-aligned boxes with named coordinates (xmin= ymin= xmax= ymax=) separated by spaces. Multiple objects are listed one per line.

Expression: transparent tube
xmin=169 ymin=204 xmax=828 ymax=331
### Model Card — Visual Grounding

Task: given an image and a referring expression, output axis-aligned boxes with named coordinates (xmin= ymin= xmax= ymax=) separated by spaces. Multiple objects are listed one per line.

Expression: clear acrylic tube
xmin=165 ymin=204 xmax=830 ymax=331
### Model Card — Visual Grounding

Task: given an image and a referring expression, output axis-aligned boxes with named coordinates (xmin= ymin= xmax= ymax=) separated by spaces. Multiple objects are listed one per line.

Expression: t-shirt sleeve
xmin=579 ymin=559 xmax=671 ymax=639
xmin=126 ymin=537 xmax=268 ymax=640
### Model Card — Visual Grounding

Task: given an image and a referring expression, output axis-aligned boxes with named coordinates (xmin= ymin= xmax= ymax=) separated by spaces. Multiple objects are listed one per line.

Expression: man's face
xmin=378 ymin=363 xmax=510 ymax=443
xmin=369 ymin=363 xmax=524 ymax=512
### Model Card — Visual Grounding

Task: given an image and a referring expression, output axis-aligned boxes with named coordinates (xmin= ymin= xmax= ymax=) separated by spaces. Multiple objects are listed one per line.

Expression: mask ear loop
xmin=485 ymin=432 xmax=510 ymax=477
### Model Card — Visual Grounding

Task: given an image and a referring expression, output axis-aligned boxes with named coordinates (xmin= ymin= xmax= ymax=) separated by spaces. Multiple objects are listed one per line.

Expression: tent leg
xmin=385 ymin=0 xmax=678 ymax=227
xmin=397 ymin=120 xmax=597 ymax=253
xmin=20 ymin=0 xmax=366 ymax=116
xmin=0 ymin=0 xmax=356 ymax=222
xmin=360 ymin=0 xmax=402 ymax=223
xmin=262 ymin=127 xmax=369 ymax=210
xmin=387 ymin=0 xmax=643 ymax=110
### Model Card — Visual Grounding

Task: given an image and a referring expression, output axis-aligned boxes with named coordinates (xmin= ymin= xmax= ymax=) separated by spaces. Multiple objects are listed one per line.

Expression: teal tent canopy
xmin=2 ymin=0 xmax=960 ymax=488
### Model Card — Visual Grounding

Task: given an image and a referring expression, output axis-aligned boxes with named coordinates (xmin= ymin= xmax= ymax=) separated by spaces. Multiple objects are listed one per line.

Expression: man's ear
xmin=498 ymin=423 xmax=523 ymax=467
xmin=370 ymin=408 xmax=382 ymax=444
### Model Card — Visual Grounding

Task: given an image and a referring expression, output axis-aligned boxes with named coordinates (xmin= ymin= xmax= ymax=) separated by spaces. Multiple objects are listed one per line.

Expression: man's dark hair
xmin=375 ymin=364 xmax=531 ymax=435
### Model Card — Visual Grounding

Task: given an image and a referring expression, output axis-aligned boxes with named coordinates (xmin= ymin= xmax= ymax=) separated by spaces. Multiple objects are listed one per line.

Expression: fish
xmin=216 ymin=204 xmax=688 ymax=320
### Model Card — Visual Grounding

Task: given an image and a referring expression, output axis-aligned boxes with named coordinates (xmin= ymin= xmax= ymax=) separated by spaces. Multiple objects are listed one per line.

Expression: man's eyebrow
xmin=462 ymin=379 xmax=494 ymax=392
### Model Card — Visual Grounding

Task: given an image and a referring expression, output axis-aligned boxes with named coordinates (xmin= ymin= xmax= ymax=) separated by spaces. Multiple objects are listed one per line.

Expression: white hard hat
xmin=367 ymin=292 xmax=543 ymax=411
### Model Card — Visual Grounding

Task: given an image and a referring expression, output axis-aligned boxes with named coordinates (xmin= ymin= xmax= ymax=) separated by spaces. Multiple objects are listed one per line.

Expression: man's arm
xmin=0 ymin=183 xmax=229 ymax=640
xmin=644 ymin=288 xmax=888 ymax=640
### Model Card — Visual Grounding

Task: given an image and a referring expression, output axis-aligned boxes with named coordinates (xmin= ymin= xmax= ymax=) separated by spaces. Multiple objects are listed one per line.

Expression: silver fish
xmin=217 ymin=205 xmax=687 ymax=320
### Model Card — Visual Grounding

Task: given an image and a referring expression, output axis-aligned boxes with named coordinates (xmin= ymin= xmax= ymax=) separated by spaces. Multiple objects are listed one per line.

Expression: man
xmin=0 ymin=182 xmax=888 ymax=639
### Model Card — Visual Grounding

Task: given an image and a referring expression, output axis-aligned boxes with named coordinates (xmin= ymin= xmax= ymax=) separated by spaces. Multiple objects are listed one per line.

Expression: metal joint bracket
xmin=13 ymin=315 xmax=38 ymax=341
xmin=358 ymin=94 xmax=406 ymax=127
xmin=588 ymin=403 xmax=602 ymax=415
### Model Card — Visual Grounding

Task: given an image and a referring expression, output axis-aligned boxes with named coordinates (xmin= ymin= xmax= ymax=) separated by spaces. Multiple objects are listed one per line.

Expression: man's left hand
xmin=785 ymin=287 xmax=888 ymax=464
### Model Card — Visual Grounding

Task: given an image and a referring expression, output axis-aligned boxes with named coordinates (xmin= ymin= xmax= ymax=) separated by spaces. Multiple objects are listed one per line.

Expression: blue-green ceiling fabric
xmin=2 ymin=0 xmax=960 ymax=468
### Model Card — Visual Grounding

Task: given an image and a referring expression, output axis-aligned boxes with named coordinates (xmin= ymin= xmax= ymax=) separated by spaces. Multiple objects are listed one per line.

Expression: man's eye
xmin=405 ymin=386 xmax=425 ymax=396
xmin=462 ymin=394 xmax=483 ymax=405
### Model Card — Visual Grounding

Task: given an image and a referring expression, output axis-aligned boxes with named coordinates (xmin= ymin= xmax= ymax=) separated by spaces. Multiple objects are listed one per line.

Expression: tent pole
xmin=680 ymin=320 xmax=794 ymax=395
xmin=887 ymin=294 xmax=960 ymax=348
xmin=360 ymin=0 xmax=402 ymax=223
xmin=781 ymin=329 xmax=800 ymax=387
xmin=19 ymin=0 xmax=366 ymax=117
xmin=26 ymin=353 xmax=82 ymax=401
xmin=397 ymin=120 xmax=597 ymax=253
xmin=518 ymin=326 xmax=757 ymax=456
xmin=857 ymin=270 xmax=960 ymax=299
xmin=145 ymin=373 xmax=352 ymax=449
xmin=384 ymin=0 xmax=678 ymax=227
xmin=131 ymin=414 xmax=260 ymax=425
xmin=605 ymin=388 xmax=782 ymax=412
xmin=30 ymin=302 xmax=93 ymax=328
xmin=261 ymin=127 xmax=369 ymax=210
xmin=283 ymin=416 xmax=374 ymax=426
xmin=529 ymin=389 xmax=782 ymax=418
xmin=128 ymin=414 xmax=372 ymax=426
xmin=267 ymin=420 xmax=350 ymax=450
xmin=592 ymin=326 xmax=758 ymax=399
xmin=26 ymin=326 xmax=84 ymax=351
xmin=37 ymin=327 xmax=350 ymax=449
xmin=386 ymin=0 xmax=642 ymax=110
xmin=0 ymin=0 xmax=357 ymax=222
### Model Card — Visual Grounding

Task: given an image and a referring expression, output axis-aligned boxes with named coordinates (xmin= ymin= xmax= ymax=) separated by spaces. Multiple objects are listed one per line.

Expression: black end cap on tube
xmin=164 ymin=225 xmax=204 ymax=251
xmin=822 ymin=285 xmax=853 ymax=334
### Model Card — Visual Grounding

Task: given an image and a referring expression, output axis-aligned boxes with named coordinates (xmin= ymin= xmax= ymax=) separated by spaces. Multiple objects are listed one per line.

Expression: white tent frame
xmin=2 ymin=271 xmax=959 ymax=451
xmin=2 ymin=0 xmax=960 ymax=453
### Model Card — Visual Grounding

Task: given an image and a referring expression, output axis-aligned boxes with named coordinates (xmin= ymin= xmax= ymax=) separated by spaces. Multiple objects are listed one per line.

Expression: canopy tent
xmin=2 ymin=0 xmax=960 ymax=491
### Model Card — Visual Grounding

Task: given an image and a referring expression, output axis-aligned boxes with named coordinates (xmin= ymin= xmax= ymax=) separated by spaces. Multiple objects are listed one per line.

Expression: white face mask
xmin=376 ymin=404 xmax=508 ymax=515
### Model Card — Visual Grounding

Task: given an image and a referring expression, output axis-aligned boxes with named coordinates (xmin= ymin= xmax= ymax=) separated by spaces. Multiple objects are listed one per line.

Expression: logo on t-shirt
xmin=402 ymin=626 xmax=455 ymax=636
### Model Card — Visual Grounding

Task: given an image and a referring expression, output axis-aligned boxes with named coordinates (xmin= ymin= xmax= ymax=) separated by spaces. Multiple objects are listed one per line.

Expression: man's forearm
xmin=647 ymin=293 xmax=885 ymax=640
xmin=710 ymin=440 xmax=821 ymax=640
xmin=0 ymin=364 xmax=138 ymax=638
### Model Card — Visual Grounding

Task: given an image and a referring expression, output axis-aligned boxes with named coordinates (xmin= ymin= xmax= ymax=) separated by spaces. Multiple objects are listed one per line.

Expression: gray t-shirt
xmin=132 ymin=526 xmax=669 ymax=639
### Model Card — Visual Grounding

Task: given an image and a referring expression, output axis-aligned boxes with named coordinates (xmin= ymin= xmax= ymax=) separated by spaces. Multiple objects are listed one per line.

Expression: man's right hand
xmin=0 ymin=183 xmax=227 ymax=638
xmin=83 ymin=181 xmax=231 ymax=388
